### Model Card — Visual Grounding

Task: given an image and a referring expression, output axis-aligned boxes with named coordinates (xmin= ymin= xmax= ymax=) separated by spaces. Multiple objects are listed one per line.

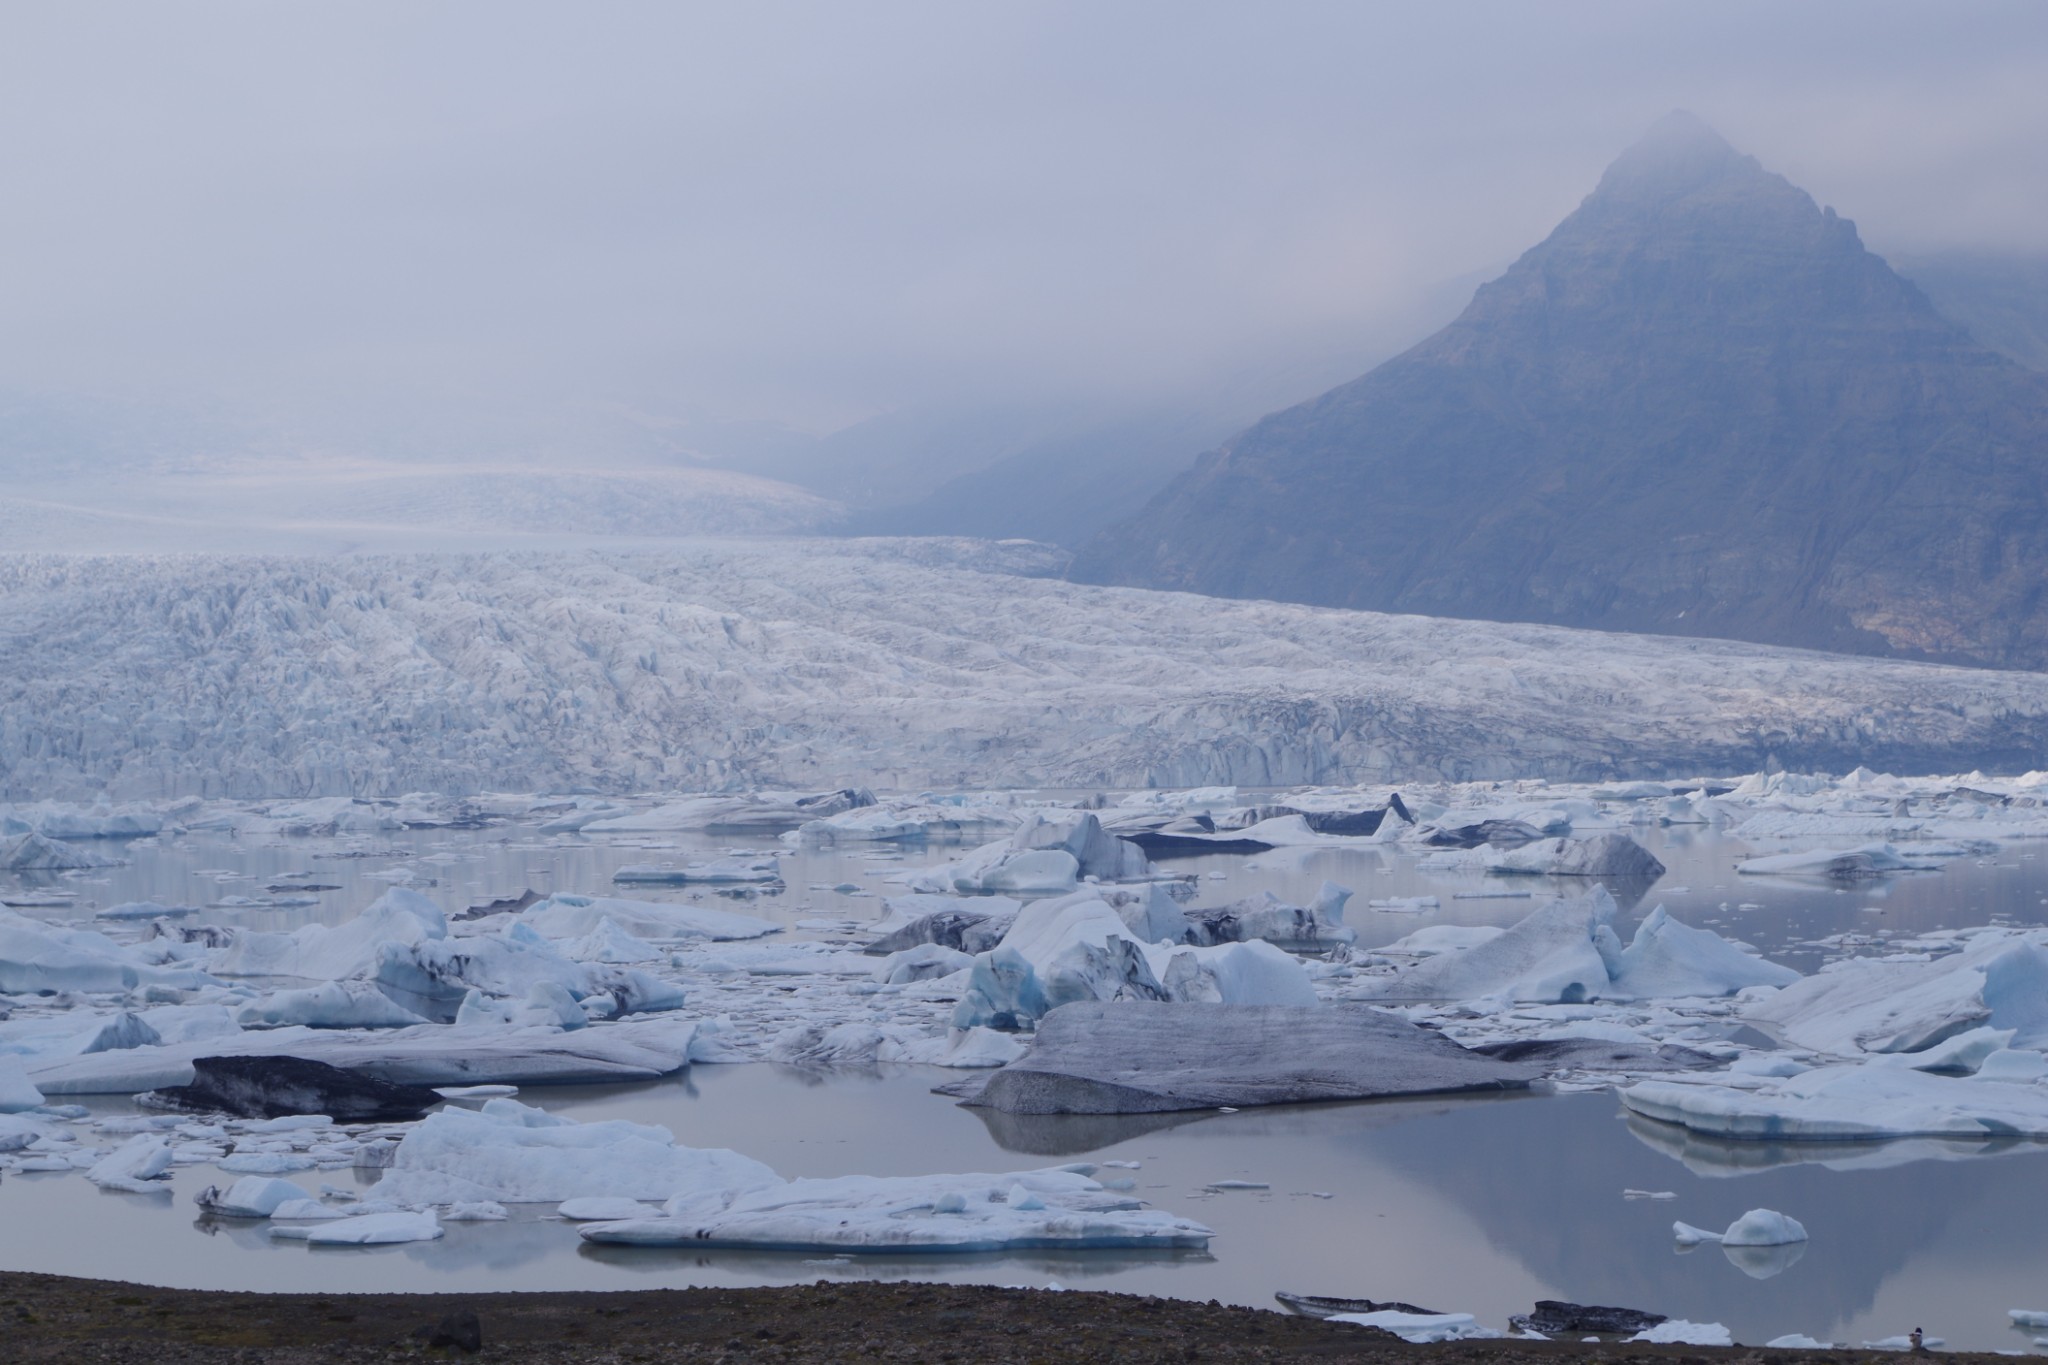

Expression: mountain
xmin=1890 ymin=249 xmax=2048 ymax=371
xmin=1071 ymin=113 xmax=2048 ymax=670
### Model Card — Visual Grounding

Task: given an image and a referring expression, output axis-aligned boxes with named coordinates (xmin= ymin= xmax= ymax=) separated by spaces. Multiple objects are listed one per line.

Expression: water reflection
xmin=577 ymin=1240 xmax=1215 ymax=1281
xmin=1624 ymin=1110 xmax=2048 ymax=1176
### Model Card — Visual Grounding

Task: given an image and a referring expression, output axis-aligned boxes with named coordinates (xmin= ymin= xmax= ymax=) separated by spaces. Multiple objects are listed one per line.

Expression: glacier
xmin=10 ymin=538 xmax=2048 ymax=799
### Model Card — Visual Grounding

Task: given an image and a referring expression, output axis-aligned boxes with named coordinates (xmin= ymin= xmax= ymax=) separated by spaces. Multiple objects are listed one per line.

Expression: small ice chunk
xmin=197 ymin=1176 xmax=311 ymax=1218
xmin=1722 ymin=1208 xmax=1808 ymax=1246
xmin=301 ymin=1210 xmax=444 ymax=1245
xmin=1332 ymin=1311 xmax=1504 ymax=1343
xmin=1629 ymin=1321 xmax=1733 ymax=1346
xmin=86 ymin=1136 xmax=174 ymax=1193
xmin=1767 ymin=1335 xmax=1832 ymax=1349
xmin=557 ymin=1197 xmax=660 ymax=1222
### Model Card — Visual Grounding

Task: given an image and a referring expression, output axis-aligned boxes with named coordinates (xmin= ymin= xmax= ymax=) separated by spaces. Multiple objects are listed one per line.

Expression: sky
xmin=0 ymin=0 xmax=2043 ymax=454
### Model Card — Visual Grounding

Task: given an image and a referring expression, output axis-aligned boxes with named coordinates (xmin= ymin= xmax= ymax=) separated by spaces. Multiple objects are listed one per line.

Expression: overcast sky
xmin=1 ymin=1 xmax=2043 ymax=446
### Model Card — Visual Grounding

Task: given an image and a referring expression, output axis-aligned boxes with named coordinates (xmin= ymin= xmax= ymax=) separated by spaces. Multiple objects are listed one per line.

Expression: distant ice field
xmin=6 ymin=536 xmax=2048 ymax=800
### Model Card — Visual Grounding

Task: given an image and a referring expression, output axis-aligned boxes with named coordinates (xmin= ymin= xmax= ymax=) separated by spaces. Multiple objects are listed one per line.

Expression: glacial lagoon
xmin=6 ymin=803 xmax=2048 ymax=1350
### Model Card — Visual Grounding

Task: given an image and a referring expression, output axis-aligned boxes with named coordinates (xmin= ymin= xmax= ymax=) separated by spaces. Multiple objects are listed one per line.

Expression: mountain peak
xmin=1072 ymin=120 xmax=2048 ymax=670
xmin=1590 ymin=110 xmax=1762 ymax=206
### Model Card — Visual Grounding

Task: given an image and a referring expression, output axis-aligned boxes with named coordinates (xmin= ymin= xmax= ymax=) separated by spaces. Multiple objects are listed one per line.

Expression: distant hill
xmin=1891 ymin=250 xmax=2048 ymax=372
xmin=1072 ymin=113 xmax=2048 ymax=671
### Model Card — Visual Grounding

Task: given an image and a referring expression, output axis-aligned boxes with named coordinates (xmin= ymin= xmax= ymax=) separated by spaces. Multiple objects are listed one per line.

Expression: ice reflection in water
xmin=9 ymin=1068 xmax=2047 ymax=1350
xmin=7 ymin=817 xmax=2048 ymax=1349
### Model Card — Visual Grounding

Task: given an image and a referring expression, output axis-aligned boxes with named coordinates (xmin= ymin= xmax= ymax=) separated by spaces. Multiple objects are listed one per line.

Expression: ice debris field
xmin=9 ymin=769 xmax=2048 ymax=1347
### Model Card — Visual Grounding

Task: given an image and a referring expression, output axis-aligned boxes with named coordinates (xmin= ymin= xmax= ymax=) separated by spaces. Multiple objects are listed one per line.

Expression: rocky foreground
xmin=0 ymin=1274 xmax=1969 ymax=1364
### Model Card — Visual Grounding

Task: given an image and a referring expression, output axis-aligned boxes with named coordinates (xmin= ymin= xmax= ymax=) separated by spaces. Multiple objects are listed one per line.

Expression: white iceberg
xmin=370 ymin=1097 xmax=781 ymax=1205
xmin=235 ymin=982 xmax=430 ymax=1030
xmin=612 ymin=856 xmax=781 ymax=885
xmin=1629 ymin=1321 xmax=1732 ymax=1346
xmin=519 ymin=893 xmax=778 ymax=942
xmin=209 ymin=888 xmax=446 ymax=981
xmin=1736 ymin=843 xmax=1936 ymax=880
xmin=1746 ymin=931 xmax=2048 ymax=1056
xmin=197 ymin=1176 xmax=313 ymax=1217
xmin=1330 ymin=1311 xmax=1504 ymax=1343
xmin=1623 ymin=1059 xmax=2048 ymax=1140
xmin=951 ymin=890 xmax=1315 ymax=1030
xmin=1356 ymin=891 xmax=1794 ymax=1003
xmin=578 ymin=1167 xmax=1210 ymax=1254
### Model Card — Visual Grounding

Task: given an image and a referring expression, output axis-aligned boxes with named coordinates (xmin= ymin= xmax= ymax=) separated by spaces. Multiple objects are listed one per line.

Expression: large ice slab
xmin=518 ymin=893 xmax=779 ymax=942
xmin=26 ymin=1016 xmax=719 ymax=1094
xmin=948 ymin=1001 xmax=1540 ymax=1114
xmin=0 ymin=908 xmax=212 ymax=995
xmin=578 ymin=1167 xmax=1211 ymax=1254
xmin=1747 ymin=931 xmax=2048 ymax=1055
xmin=1622 ymin=1060 xmax=2048 ymax=1140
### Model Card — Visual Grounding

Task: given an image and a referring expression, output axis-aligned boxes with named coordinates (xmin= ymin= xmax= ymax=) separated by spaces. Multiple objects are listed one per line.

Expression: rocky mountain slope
xmin=6 ymin=538 xmax=2048 ymax=800
xmin=1071 ymin=114 xmax=2048 ymax=670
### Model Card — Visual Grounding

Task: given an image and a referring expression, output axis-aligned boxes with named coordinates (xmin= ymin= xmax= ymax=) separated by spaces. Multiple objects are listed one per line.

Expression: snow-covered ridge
xmin=6 ymin=538 xmax=2048 ymax=799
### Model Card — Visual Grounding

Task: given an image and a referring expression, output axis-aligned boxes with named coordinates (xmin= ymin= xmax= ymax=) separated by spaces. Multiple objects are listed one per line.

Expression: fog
xmin=0 ymin=0 xmax=2042 ymax=487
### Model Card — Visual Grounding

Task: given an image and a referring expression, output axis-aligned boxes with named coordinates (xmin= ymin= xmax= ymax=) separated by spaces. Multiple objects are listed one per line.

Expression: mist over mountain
xmin=1072 ymin=113 xmax=2048 ymax=670
xmin=1891 ymin=249 xmax=2048 ymax=371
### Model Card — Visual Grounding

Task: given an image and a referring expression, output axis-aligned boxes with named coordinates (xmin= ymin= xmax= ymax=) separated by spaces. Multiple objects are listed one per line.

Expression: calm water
xmin=6 ymin=813 xmax=2048 ymax=1347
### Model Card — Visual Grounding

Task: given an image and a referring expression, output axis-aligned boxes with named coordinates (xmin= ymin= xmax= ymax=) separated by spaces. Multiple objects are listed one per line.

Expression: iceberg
xmin=519 ymin=893 xmax=778 ymax=942
xmin=298 ymin=1210 xmax=443 ymax=1245
xmin=1352 ymin=891 xmax=1616 ymax=1003
xmin=0 ymin=831 xmax=121 ymax=870
xmin=1605 ymin=907 xmax=1800 ymax=999
xmin=1622 ymin=1060 xmax=2048 ymax=1140
xmin=368 ymin=1098 xmax=782 ymax=1205
xmin=1330 ymin=1311 xmax=1504 ymax=1343
xmin=196 ymin=1176 xmax=313 ymax=1218
xmin=1186 ymin=882 xmax=1353 ymax=948
xmin=1355 ymin=891 xmax=1794 ymax=1003
xmin=87 ymin=1134 xmax=174 ymax=1193
xmin=1748 ymin=931 xmax=2048 ymax=1056
xmin=28 ymin=1016 xmax=720 ymax=1093
xmin=235 ymin=982 xmax=430 ymax=1030
xmin=0 ymin=908 xmax=212 ymax=995
xmin=1736 ymin=843 xmax=1936 ymax=880
xmin=1628 ymin=1322 xmax=1733 ymax=1346
xmin=949 ymin=1001 xmax=1539 ymax=1114
xmin=578 ymin=1163 xmax=1211 ymax=1254
xmin=612 ymin=856 xmax=781 ymax=885
xmin=208 ymin=888 xmax=446 ymax=981
xmin=950 ymin=890 xmax=1315 ymax=1030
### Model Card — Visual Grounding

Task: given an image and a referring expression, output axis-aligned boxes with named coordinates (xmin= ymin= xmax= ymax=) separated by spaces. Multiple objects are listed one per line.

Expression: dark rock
xmin=427 ymin=1310 xmax=483 ymax=1353
xmin=949 ymin=1001 xmax=1540 ymax=1114
xmin=1511 ymin=1300 xmax=1666 ymax=1335
xmin=1275 ymin=1292 xmax=1442 ymax=1320
xmin=141 ymin=1054 xmax=444 ymax=1122
xmin=865 ymin=909 xmax=1013 ymax=957
xmin=1072 ymin=112 xmax=2048 ymax=671
xmin=1423 ymin=820 xmax=1543 ymax=849
xmin=455 ymin=889 xmax=542 ymax=921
